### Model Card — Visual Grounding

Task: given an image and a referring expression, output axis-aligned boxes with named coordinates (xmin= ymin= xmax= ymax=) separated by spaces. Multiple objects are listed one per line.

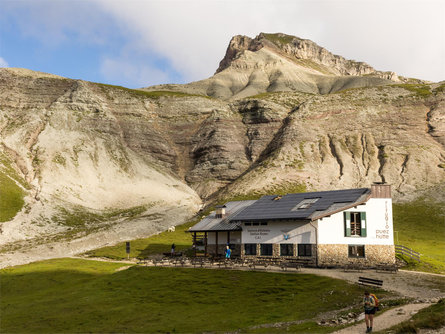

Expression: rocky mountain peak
xmin=216 ymin=32 xmax=398 ymax=80
xmin=215 ymin=35 xmax=254 ymax=73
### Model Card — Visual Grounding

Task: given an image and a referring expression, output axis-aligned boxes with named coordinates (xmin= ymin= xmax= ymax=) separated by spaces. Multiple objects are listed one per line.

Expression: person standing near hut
xmin=363 ymin=291 xmax=376 ymax=332
xmin=225 ymin=245 xmax=231 ymax=259
xmin=171 ymin=243 xmax=176 ymax=256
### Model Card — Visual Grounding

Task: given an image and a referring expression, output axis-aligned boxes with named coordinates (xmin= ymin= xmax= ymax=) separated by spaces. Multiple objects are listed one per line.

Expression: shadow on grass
xmin=137 ymin=243 xmax=192 ymax=259
xmin=1 ymin=258 xmax=372 ymax=333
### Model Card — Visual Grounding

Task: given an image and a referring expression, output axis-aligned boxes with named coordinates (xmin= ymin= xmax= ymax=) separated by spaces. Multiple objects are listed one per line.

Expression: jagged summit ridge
xmin=145 ymin=32 xmax=401 ymax=99
xmin=217 ymin=33 xmax=397 ymax=79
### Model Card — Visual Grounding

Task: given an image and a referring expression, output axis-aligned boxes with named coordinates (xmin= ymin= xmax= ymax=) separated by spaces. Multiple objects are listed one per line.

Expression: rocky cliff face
xmin=147 ymin=33 xmax=404 ymax=100
xmin=218 ymin=86 xmax=445 ymax=201
xmin=0 ymin=34 xmax=444 ymax=265
xmin=216 ymin=33 xmax=382 ymax=77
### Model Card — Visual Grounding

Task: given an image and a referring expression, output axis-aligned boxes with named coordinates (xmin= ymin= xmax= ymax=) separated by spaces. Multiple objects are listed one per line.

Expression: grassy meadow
xmin=393 ymin=199 xmax=445 ymax=274
xmin=1 ymin=197 xmax=441 ymax=333
xmin=1 ymin=258 xmax=374 ymax=333
xmin=85 ymin=218 xmax=198 ymax=259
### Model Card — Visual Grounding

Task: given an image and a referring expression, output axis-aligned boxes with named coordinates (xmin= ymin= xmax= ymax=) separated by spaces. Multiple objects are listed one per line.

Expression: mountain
xmin=0 ymin=33 xmax=444 ymax=266
xmin=145 ymin=33 xmax=409 ymax=100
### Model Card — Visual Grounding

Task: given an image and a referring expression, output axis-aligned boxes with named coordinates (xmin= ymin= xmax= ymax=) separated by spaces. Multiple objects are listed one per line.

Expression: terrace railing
xmin=395 ymin=244 xmax=420 ymax=262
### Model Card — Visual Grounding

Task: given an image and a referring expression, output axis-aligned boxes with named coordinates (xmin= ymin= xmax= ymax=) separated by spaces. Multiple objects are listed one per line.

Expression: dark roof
xmin=232 ymin=188 xmax=371 ymax=221
xmin=189 ymin=200 xmax=257 ymax=232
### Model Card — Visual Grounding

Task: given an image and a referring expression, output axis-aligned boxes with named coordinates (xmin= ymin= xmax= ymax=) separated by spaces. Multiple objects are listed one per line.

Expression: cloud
xmin=95 ymin=0 xmax=307 ymax=82
xmin=94 ymin=0 xmax=444 ymax=83
xmin=0 ymin=57 xmax=8 ymax=67
xmin=2 ymin=0 xmax=444 ymax=85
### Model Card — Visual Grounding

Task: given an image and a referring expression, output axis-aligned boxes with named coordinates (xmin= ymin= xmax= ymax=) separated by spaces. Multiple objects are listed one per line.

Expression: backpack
xmin=370 ymin=293 xmax=380 ymax=310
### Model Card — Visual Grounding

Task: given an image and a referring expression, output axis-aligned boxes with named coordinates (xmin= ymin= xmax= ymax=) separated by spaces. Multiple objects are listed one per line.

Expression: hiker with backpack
xmin=363 ymin=291 xmax=379 ymax=333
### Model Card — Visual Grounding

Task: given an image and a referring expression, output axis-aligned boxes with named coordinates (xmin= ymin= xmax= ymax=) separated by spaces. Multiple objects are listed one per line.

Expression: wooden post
xmin=215 ymin=231 xmax=219 ymax=256
xmin=227 ymin=231 xmax=230 ymax=245
xmin=193 ymin=232 xmax=197 ymax=257
xmin=205 ymin=232 xmax=208 ymax=256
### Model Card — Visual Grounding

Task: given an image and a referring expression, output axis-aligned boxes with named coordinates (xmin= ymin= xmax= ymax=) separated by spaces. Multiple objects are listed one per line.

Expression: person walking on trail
xmin=225 ymin=245 xmax=231 ymax=259
xmin=171 ymin=243 xmax=175 ymax=256
xmin=364 ymin=291 xmax=377 ymax=333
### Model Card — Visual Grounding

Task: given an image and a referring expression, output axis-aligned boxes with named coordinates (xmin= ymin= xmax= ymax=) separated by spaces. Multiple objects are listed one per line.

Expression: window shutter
xmin=344 ymin=211 xmax=351 ymax=237
xmin=360 ymin=212 xmax=367 ymax=237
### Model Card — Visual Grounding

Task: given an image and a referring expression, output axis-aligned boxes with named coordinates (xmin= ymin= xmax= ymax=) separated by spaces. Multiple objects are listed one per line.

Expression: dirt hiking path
xmin=300 ymin=267 xmax=445 ymax=300
xmin=334 ymin=303 xmax=430 ymax=333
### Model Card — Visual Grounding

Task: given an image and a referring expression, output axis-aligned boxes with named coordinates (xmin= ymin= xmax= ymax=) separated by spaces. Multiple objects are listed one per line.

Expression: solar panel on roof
xmin=232 ymin=188 xmax=370 ymax=221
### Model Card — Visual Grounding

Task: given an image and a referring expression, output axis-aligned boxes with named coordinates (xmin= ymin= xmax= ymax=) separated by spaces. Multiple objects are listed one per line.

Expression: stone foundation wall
xmin=272 ymin=244 xmax=280 ymax=257
xmin=365 ymin=244 xmax=396 ymax=264
xmin=317 ymin=244 xmax=395 ymax=267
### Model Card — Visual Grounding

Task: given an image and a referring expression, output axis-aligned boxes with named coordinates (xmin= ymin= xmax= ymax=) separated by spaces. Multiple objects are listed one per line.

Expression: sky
xmin=0 ymin=0 xmax=444 ymax=88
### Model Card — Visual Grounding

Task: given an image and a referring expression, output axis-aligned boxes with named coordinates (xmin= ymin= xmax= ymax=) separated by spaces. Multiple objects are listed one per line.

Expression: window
xmin=292 ymin=198 xmax=320 ymax=211
xmin=298 ymin=244 xmax=312 ymax=257
xmin=344 ymin=212 xmax=367 ymax=237
xmin=280 ymin=244 xmax=294 ymax=256
xmin=348 ymin=245 xmax=365 ymax=258
xmin=244 ymin=244 xmax=256 ymax=255
xmin=245 ymin=222 xmax=252 ymax=226
xmin=350 ymin=212 xmax=361 ymax=236
xmin=252 ymin=222 xmax=259 ymax=226
xmin=260 ymin=222 xmax=268 ymax=226
xmin=260 ymin=244 xmax=273 ymax=256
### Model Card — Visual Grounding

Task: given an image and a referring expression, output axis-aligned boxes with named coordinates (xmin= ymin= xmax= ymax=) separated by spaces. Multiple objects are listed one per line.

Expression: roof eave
xmin=188 ymin=228 xmax=242 ymax=233
xmin=232 ymin=217 xmax=311 ymax=222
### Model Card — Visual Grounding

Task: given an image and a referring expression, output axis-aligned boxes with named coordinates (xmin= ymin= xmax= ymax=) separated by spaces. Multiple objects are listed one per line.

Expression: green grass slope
xmin=1 ymin=258 xmax=375 ymax=333
xmin=393 ymin=200 xmax=445 ymax=274
xmin=0 ymin=154 xmax=28 ymax=222
xmin=0 ymin=171 xmax=24 ymax=222
xmin=85 ymin=218 xmax=198 ymax=259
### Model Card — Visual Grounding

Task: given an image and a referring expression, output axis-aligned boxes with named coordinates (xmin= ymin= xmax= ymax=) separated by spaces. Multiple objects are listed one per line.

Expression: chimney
xmin=215 ymin=205 xmax=226 ymax=219
xmin=371 ymin=182 xmax=391 ymax=198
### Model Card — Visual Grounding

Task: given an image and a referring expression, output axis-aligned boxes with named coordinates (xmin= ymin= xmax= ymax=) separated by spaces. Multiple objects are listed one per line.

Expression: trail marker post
xmin=126 ymin=241 xmax=130 ymax=260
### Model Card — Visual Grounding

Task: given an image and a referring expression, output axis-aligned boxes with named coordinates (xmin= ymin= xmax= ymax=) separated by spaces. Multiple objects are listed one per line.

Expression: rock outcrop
xmin=146 ymin=32 xmax=406 ymax=100
xmin=216 ymin=33 xmax=380 ymax=77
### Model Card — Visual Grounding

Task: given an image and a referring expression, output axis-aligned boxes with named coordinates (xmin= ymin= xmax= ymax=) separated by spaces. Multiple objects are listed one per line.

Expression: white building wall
xmin=241 ymin=221 xmax=316 ymax=244
xmin=317 ymin=198 xmax=393 ymax=245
